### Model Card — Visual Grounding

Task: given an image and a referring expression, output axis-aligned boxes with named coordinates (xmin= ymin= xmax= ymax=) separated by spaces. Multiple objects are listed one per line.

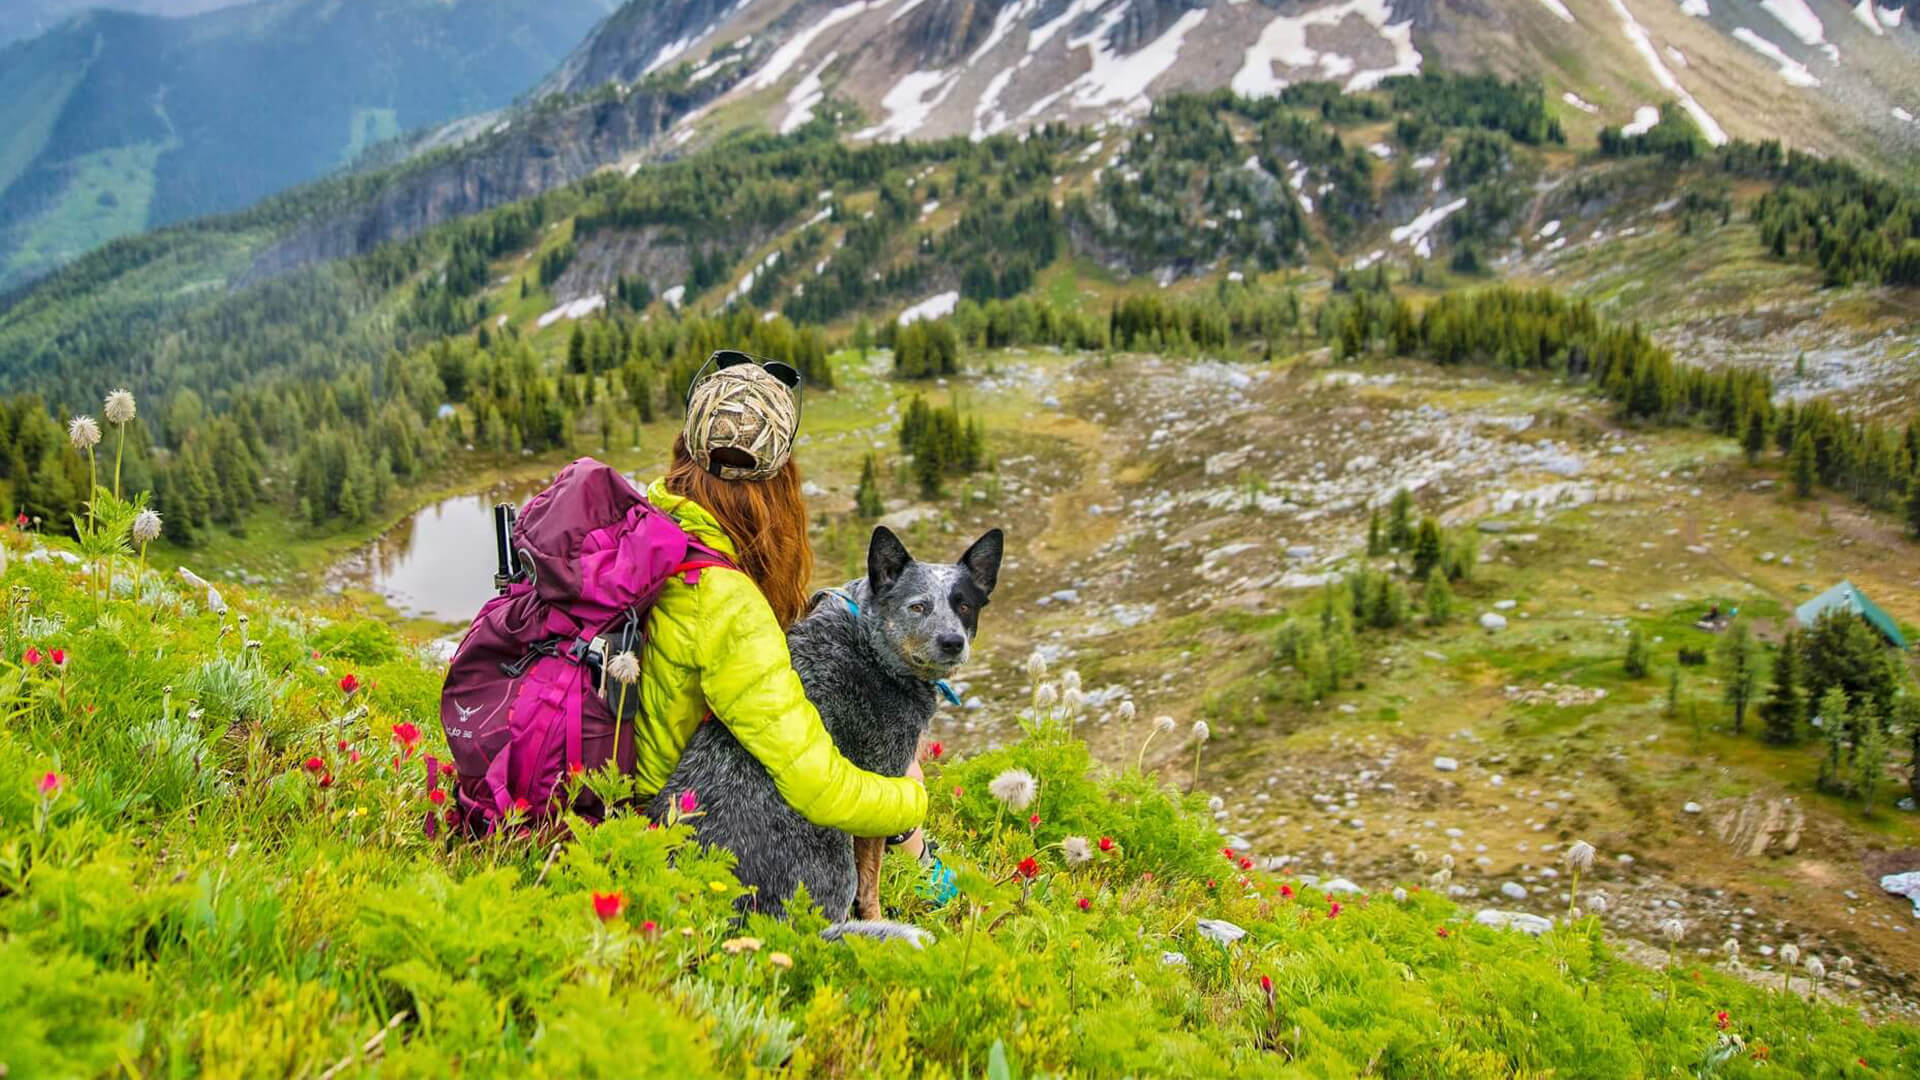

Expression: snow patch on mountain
xmin=1535 ymin=0 xmax=1575 ymax=22
xmin=1850 ymin=0 xmax=1884 ymax=34
xmin=750 ymin=0 xmax=875 ymax=90
xmin=1759 ymin=0 xmax=1832 ymax=55
xmin=1732 ymin=27 xmax=1821 ymax=88
xmin=1065 ymin=7 xmax=1210 ymax=110
xmin=1562 ymin=91 xmax=1600 ymax=114
xmin=1230 ymin=0 xmax=1420 ymax=97
xmin=781 ymin=53 xmax=837 ymax=135
xmin=1621 ymin=104 xmax=1660 ymax=135
xmin=898 ymin=290 xmax=960 ymax=325
xmin=857 ymin=69 xmax=959 ymax=140
xmin=1604 ymin=0 xmax=1728 ymax=145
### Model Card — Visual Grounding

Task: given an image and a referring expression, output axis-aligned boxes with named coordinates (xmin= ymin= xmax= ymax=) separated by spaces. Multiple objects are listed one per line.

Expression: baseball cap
xmin=683 ymin=350 xmax=802 ymax=481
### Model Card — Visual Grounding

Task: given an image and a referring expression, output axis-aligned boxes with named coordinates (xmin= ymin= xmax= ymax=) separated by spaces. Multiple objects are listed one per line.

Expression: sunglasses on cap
xmin=685 ymin=349 xmax=804 ymax=407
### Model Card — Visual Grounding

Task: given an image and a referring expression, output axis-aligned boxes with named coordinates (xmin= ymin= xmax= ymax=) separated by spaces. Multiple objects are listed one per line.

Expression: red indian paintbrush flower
xmin=1098 ymin=836 xmax=1115 ymax=852
xmin=1014 ymin=856 xmax=1039 ymax=880
xmin=926 ymin=741 xmax=943 ymax=760
xmin=339 ymin=673 xmax=361 ymax=695
xmin=1239 ymin=857 xmax=1253 ymax=871
xmin=1028 ymin=813 xmax=1041 ymax=827
xmin=1327 ymin=901 xmax=1343 ymax=919
xmin=1716 ymin=1011 xmax=1731 ymax=1030
xmin=38 ymin=771 xmax=62 ymax=796
xmin=640 ymin=919 xmax=658 ymax=935
xmin=591 ymin=891 xmax=625 ymax=923
xmin=49 ymin=648 xmax=65 ymax=667
xmin=429 ymin=789 xmax=447 ymax=806
xmin=1279 ymin=884 xmax=1294 ymax=899
xmin=23 ymin=647 xmax=40 ymax=667
xmin=1076 ymin=897 xmax=1090 ymax=911
xmin=1221 ymin=847 xmax=1234 ymax=860
xmin=303 ymin=756 xmax=325 ymax=773
xmin=392 ymin=722 xmax=421 ymax=755
xmin=678 ymin=789 xmax=698 ymax=814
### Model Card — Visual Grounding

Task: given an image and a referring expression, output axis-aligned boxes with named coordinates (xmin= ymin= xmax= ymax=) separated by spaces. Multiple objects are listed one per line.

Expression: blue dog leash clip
xmin=919 ymin=853 xmax=959 ymax=907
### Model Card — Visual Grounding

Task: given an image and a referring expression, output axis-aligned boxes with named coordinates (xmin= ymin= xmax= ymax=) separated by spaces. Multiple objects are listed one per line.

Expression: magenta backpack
xmin=438 ymin=458 xmax=729 ymax=833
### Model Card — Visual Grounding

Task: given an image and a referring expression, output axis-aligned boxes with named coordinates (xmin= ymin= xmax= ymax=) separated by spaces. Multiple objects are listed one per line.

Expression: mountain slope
xmin=0 ymin=0 xmax=248 ymax=48
xmin=558 ymin=0 xmax=1917 ymax=169
xmin=0 ymin=0 xmax=619 ymax=291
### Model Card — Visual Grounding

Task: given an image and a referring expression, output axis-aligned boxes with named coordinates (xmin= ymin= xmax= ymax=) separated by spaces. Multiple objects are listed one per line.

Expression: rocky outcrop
xmin=237 ymin=80 xmax=733 ymax=287
xmin=541 ymin=0 xmax=757 ymax=95
xmin=1711 ymin=797 xmax=1805 ymax=859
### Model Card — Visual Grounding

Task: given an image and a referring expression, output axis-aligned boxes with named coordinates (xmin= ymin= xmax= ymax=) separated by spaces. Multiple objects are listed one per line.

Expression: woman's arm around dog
xmin=690 ymin=568 xmax=927 ymax=837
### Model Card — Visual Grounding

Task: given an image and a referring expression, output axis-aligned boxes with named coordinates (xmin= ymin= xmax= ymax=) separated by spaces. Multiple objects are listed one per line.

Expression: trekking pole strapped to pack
xmin=438 ymin=459 xmax=730 ymax=833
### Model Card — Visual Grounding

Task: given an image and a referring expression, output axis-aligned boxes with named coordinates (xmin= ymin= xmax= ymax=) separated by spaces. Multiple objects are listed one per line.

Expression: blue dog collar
xmin=822 ymin=588 xmax=962 ymax=707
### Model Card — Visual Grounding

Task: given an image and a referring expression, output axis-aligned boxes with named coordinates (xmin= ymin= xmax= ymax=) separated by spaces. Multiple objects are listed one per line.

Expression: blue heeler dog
xmin=648 ymin=525 xmax=1002 ymax=934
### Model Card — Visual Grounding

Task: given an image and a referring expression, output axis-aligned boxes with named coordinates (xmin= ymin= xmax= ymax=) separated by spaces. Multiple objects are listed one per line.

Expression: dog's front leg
xmin=853 ymin=834 xmax=886 ymax=920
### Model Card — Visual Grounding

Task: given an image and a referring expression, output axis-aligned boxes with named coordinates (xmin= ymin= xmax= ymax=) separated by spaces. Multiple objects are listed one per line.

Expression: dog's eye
xmin=955 ymin=603 xmax=972 ymax=615
xmin=909 ymin=602 xmax=928 ymax=615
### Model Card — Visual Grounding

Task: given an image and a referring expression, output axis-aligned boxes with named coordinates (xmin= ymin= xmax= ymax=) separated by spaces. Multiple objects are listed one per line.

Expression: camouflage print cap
xmin=684 ymin=362 xmax=800 ymax=481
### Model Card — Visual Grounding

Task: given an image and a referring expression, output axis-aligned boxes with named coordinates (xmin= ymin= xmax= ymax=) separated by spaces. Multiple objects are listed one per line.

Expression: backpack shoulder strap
xmin=673 ymin=543 xmax=735 ymax=585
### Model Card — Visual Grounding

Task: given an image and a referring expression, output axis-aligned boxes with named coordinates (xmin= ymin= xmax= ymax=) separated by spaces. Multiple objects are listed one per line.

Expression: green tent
xmin=1795 ymin=581 xmax=1909 ymax=650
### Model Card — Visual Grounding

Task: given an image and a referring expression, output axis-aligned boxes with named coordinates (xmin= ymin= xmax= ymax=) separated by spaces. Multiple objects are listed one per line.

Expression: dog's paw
xmin=820 ymin=920 xmax=934 ymax=948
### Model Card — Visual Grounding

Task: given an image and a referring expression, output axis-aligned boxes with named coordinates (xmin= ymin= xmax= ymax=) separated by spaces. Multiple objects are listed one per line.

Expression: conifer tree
xmin=1790 ymin=430 xmax=1817 ymax=497
xmin=855 ymin=454 xmax=884 ymax=518
xmin=1761 ymin=631 xmax=1806 ymax=745
xmin=1423 ymin=567 xmax=1452 ymax=625
xmin=1624 ymin=626 xmax=1650 ymax=678
xmin=1386 ymin=488 xmax=1413 ymax=549
xmin=1716 ymin=620 xmax=1760 ymax=735
xmin=1366 ymin=508 xmax=1384 ymax=556
xmin=1411 ymin=518 xmax=1443 ymax=581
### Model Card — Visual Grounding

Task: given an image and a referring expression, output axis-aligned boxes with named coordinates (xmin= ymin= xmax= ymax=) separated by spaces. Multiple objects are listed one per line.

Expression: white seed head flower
xmin=1780 ymin=944 xmax=1801 ymax=967
xmin=1154 ymin=715 xmax=1176 ymax=734
xmin=1439 ymin=853 xmax=1455 ymax=870
xmin=1428 ymin=867 xmax=1452 ymax=887
xmin=1061 ymin=669 xmax=1081 ymax=694
xmin=1117 ymin=700 xmax=1136 ymax=722
xmin=1391 ymin=887 xmax=1408 ymax=902
xmin=1722 ymin=938 xmax=1740 ymax=958
xmin=1191 ymin=720 xmax=1211 ymax=743
xmin=1207 ymin=795 xmax=1225 ymax=812
xmin=1660 ymin=918 xmax=1685 ymax=943
xmin=1587 ymin=892 xmax=1608 ymax=914
xmin=988 ymin=768 xmax=1037 ymax=812
xmin=1061 ymin=835 xmax=1093 ymax=866
xmin=1836 ymin=955 xmax=1854 ymax=973
xmin=1025 ymin=651 xmax=1049 ymax=681
xmin=1034 ymin=683 xmax=1059 ymax=709
xmin=132 ymin=509 xmax=163 ymax=544
xmin=1062 ymin=687 xmax=1085 ymax=715
xmin=1805 ymin=956 xmax=1826 ymax=980
xmin=1412 ymin=850 xmax=1430 ymax=866
xmin=1564 ymin=840 xmax=1596 ymax=871
xmin=68 ymin=416 xmax=101 ymax=450
xmin=104 ymin=389 xmax=136 ymax=425
xmin=607 ymin=650 xmax=640 ymax=686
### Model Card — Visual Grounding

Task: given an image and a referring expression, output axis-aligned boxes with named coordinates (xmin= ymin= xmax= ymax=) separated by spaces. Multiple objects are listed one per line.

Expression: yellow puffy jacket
xmin=628 ymin=479 xmax=926 ymax=838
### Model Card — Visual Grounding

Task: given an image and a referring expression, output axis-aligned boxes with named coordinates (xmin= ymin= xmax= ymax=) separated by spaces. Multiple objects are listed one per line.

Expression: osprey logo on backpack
xmin=436 ymin=458 xmax=730 ymax=833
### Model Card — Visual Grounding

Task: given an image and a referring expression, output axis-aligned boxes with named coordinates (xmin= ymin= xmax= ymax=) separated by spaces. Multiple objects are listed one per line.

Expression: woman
xmin=625 ymin=355 xmax=927 ymax=841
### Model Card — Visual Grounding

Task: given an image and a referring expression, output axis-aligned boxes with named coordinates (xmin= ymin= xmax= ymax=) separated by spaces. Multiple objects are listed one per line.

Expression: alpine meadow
xmin=3 ymin=0 xmax=1920 ymax=1077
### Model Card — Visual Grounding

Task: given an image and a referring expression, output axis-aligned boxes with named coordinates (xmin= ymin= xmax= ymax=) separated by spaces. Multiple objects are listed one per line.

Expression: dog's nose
xmin=935 ymin=633 xmax=966 ymax=657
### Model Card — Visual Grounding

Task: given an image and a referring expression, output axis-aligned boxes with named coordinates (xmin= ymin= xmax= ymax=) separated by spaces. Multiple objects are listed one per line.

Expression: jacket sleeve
xmin=690 ymin=568 xmax=927 ymax=837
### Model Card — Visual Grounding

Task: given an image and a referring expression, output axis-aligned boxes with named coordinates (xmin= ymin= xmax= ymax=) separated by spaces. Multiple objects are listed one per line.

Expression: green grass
xmin=1 ymin=140 xmax=173 ymax=288
xmin=3 ymin=536 xmax=1917 ymax=1076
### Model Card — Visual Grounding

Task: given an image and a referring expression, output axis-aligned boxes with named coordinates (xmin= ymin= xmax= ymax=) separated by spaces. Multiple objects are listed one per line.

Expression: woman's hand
xmin=894 ymin=758 xmax=927 ymax=860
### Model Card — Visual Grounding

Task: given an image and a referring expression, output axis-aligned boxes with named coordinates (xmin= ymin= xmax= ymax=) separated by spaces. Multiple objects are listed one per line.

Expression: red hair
xmin=664 ymin=434 xmax=813 ymax=627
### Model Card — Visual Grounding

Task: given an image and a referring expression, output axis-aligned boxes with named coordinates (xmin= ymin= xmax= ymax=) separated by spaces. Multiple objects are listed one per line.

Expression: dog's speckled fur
xmin=647 ymin=526 xmax=1002 ymax=921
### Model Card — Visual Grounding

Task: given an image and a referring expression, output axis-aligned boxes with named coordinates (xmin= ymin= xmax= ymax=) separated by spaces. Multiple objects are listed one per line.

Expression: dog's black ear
xmin=958 ymin=529 xmax=1003 ymax=595
xmin=867 ymin=526 xmax=913 ymax=595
